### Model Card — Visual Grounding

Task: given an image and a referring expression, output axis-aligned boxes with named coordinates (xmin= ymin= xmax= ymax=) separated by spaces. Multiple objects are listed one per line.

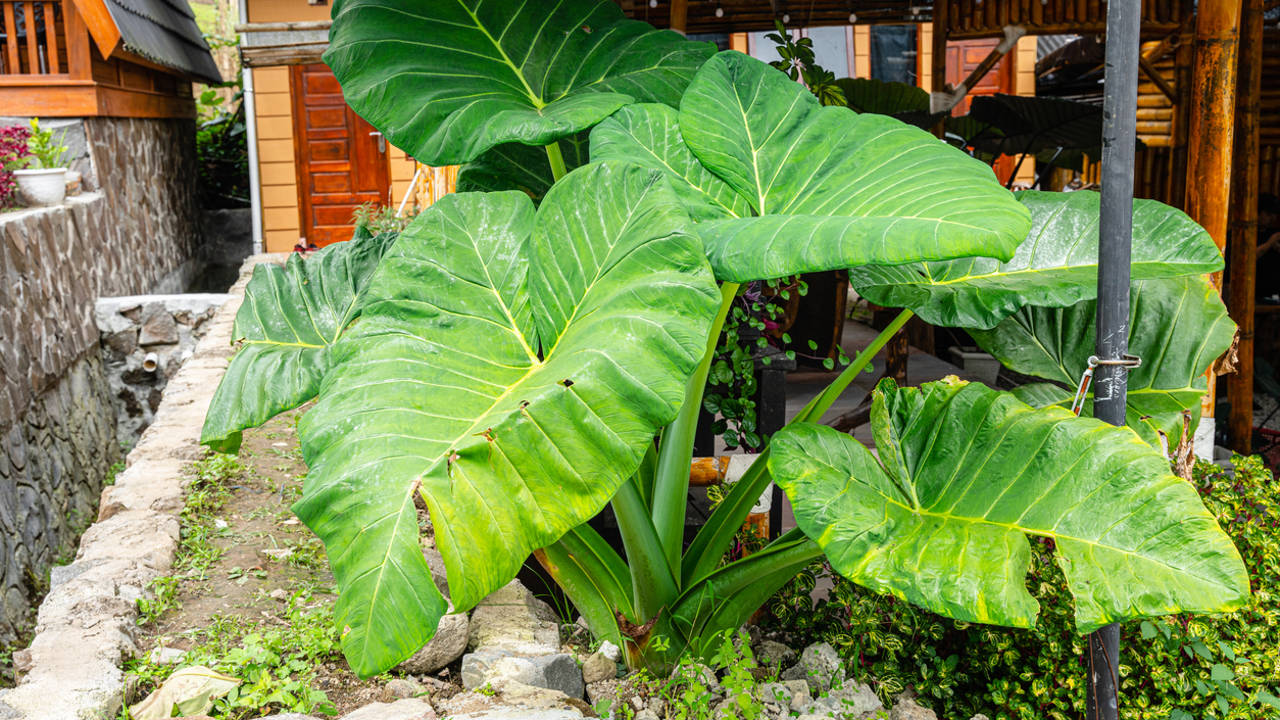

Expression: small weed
xmin=123 ymin=593 xmax=341 ymax=719
xmin=137 ymin=575 xmax=181 ymax=625
xmin=104 ymin=460 xmax=126 ymax=486
xmin=286 ymin=537 xmax=326 ymax=570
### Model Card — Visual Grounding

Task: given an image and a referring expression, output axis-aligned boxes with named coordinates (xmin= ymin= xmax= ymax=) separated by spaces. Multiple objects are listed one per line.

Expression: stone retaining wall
xmin=96 ymin=295 xmax=231 ymax=446
xmin=0 ymin=257 xmax=259 ymax=719
xmin=0 ymin=116 xmax=204 ymax=645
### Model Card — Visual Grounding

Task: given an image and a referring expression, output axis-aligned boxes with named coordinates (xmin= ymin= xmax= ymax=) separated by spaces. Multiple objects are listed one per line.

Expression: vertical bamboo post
xmin=1228 ymin=0 xmax=1263 ymax=453
xmin=1184 ymin=0 xmax=1242 ymax=455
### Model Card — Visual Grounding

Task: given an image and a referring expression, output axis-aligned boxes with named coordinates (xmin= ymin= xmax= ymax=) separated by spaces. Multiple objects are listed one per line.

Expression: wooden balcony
xmin=0 ymin=0 xmax=196 ymax=118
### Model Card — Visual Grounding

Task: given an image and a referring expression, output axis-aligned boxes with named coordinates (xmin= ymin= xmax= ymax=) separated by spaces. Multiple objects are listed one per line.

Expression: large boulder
xmin=462 ymin=650 xmax=583 ymax=699
xmin=467 ymin=581 xmax=560 ymax=655
xmin=398 ymin=613 xmax=470 ymax=675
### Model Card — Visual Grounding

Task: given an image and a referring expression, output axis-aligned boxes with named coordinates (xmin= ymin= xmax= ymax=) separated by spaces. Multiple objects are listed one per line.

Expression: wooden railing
xmin=0 ymin=1 xmax=66 ymax=76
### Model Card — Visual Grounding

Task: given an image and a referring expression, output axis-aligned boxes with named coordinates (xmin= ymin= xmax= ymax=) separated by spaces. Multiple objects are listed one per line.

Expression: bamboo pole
xmin=1184 ymin=0 xmax=1242 ymax=454
xmin=1228 ymin=0 xmax=1263 ymax=453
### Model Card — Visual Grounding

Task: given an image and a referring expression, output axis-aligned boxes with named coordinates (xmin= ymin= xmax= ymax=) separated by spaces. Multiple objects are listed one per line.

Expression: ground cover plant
xmin=123 ymin=412 xmax=399 ymax=719
xmin=201 ymin=0 xmax=1249 ymax=682
xmin=766 ymin=455 xmax=1280 ymax=720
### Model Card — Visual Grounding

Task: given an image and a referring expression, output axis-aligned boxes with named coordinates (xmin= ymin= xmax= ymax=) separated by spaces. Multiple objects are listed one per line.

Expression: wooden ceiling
xmin=615 ymin=0 xmax=928 ymax=33
xmin=616 ymin=0 xmax=1187 ymax=38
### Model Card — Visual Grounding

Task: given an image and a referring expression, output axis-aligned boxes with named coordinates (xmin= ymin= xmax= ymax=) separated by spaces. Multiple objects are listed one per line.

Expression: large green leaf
xmin=849 ymin=191 xmax=1225 ymax=329
xmin=836 ymin=77 xmax=938 ymax=130
xmin=966 ymin=94 xmax=1104 ymax=157
xmin=972 ymin=276 xmax=1236 ymax=447
xmin=324 ymin=0 xmax=714 ymax=166
xmin=200 ymin=229 xmax=398 ymax=453
xmin=590 ymin=52 xmax=1032 ymax=282
xmin=590 ymin=104 xmax=750 ymax=222
xmin=770 ymin=378 xmax=1249 ymax=633
xmin=293 ymin=163 xmax=720 ymax=676
xmin=456 ymin=133 xmax=590 ymax=202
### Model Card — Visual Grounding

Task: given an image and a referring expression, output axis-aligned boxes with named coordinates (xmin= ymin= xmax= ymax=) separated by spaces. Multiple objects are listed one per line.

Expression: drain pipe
xmin=239 ymin=0 xmax=264 ymax=255
xmin=1087 ymin=0 xmax=1142 ymax=718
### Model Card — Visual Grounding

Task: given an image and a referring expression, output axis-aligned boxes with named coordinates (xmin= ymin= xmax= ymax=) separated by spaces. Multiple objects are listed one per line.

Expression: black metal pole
xmin=1089 ymin=0 xmax=1142 ymax=718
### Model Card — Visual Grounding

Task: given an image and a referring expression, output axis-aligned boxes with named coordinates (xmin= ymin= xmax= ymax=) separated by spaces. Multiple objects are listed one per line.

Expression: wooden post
xmin=1228 ymin=0 xmax=1263 ymax=453
xmin=931 ymin=0 xmax=950 ymax=99
xmin=669 ymin=0 xmax=687 ymax=34
xmin=1184 ymin=0 xmax=1242 ymax=453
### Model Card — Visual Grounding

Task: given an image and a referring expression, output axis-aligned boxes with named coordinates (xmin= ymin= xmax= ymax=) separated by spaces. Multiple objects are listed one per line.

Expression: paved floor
xmin=769 ymin=318 xmax=980 ymax=555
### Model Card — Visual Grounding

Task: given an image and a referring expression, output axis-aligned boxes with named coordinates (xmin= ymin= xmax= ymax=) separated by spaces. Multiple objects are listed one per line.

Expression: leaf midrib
xmin=455 ymin=0 xmax=546 ymax=108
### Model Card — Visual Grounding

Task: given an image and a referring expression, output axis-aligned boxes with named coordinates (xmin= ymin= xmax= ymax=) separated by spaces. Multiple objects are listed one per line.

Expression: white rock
xmin=784 ymin=679 xmax=811 ymax=710
xmin=146 ymin=646 xmax=186 ymax=665
xmin=890 ymin=697 xmax=938 ymax=720
xmin=383 ymin=677 xmax=427 ymax=700
xmin=806 ymin=681 xmax=882 ymax=716
xmin=597 ymin=640 xmax=621 ymax=662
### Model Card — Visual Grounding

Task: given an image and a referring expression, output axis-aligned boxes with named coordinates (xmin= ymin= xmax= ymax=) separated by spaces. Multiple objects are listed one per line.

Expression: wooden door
xmin=290 ymin=63 xmax=390 ymax=247
xmin=946 ymin=39 xmax=1016 ymax=183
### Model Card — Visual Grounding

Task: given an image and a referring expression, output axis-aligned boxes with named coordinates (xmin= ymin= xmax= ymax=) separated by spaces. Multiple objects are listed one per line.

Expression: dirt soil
xmin=130 ymin=409 xmax=460 ymax=716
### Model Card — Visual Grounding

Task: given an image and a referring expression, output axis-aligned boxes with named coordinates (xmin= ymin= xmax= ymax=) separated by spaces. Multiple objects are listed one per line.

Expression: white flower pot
xmin=13 ymin=168 xmax=67 ymax=206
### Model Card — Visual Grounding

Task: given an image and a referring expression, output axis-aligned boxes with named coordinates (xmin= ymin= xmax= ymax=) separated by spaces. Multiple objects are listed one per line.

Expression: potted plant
xmin=13 ymin=118 xmax=70 ymax=206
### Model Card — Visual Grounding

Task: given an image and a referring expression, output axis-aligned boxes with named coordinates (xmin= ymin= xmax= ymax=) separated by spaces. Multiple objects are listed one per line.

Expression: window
xmin=870 ymin=24 xmax=917 ymax=85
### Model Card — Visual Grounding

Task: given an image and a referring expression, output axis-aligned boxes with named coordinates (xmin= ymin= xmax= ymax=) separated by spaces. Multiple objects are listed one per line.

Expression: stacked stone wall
xmin=0 ymin=117 xmax=202 ymax=644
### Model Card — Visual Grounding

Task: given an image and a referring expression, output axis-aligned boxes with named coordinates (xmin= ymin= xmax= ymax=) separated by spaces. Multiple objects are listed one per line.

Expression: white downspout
xmin=238 ymin=0 xmax=264 ymax=255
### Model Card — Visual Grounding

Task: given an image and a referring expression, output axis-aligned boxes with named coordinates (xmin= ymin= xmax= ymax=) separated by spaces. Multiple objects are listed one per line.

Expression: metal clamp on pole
xmin=1070 ymin=355 xmax=1142 ymax=416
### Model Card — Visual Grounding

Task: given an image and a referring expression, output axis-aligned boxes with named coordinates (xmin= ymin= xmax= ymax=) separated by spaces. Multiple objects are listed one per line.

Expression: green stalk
xmin=611 ymin=475 xmax=679 ymax=620
xmin=793 ymin=308 xmax=913 ymax=424
xmin=545 ymin=141 xmax=567 ymax=182
xmin=681 ymin=308 xmax=913 ymax=585
xmin=651 ymin=282 xmax=740 ymax=576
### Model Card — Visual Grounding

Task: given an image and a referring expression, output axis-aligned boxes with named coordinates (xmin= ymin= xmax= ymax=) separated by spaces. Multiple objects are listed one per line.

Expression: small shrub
xmin=351 ymin=202 xmax=416 ymax=235
xmin=196 ymin=85 xmax=249 ymax=208
xmin=20 ymin=118 xmax=69 ymax=170
xmin=0 ymin=125 xmax=30 ymax=207
xmin=767 ymin=455 xmax=1280 ymax=720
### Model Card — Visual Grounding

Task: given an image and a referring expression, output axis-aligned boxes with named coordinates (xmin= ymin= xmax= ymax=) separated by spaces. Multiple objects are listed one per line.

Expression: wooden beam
xmin=1184 ymin=0 xmax=1242 ymax=446
xmin=1228 ymin=0 xmax=1264 ymax=453
xmin=235 ymin=21 xmax=332 ymax=32
xmin=43 ymin=2 xmax=60 ymax=74
xmin=1139 ymin=55 xmax=1177 ymax=103
xmin=22 ymin=2 xmax=38 ymax=73
xmin=64 ymin=1 xmax=92 ymax=80
xmin=0 ymin=85 xmax=98 ymax=116
xmin=68 ymin=0 xmax=121 ymax=59
xmin=3 ymin=3 xmax=20 ymax=73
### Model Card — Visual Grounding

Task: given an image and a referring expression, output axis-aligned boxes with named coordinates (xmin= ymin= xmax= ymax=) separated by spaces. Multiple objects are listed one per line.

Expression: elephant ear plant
xmin=201 ymin=0 xmax=1250 ymax=677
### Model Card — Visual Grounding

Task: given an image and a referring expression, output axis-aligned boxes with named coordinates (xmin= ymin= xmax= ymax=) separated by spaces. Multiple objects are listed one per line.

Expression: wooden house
xmin=235 ymin=0 xmax=1040 ymax=253
xmin=0 ymin=0 xmax=222 ymax=117
xmin=236 ymin=0 xmax=440 ymax=252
